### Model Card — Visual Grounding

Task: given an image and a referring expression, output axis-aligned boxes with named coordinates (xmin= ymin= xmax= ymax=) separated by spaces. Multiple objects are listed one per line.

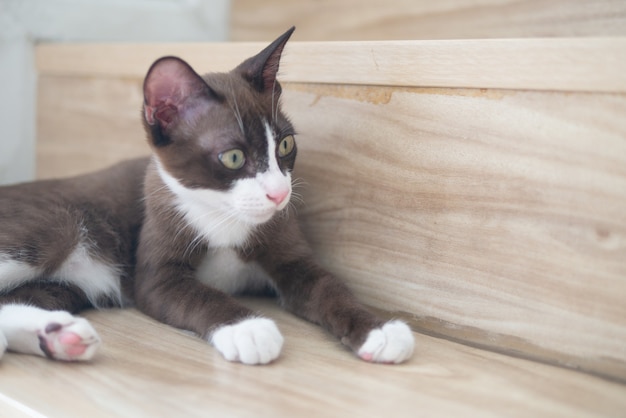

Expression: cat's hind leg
xmin=0 ymin=281 xmax=101 ymax=361
xmin=0 ymin=304 xmax=100 ymax=361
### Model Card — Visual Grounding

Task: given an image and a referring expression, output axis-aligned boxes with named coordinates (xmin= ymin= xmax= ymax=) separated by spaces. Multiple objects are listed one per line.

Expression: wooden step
xmin=1 ymin=299 xmax=624 ymax=418
xmin=33 ymin=39 xmax=626 ymax=381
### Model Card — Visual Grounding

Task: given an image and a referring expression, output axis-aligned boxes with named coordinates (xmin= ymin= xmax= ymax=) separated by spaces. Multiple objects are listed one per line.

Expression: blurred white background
xmin=0 ymin=0 xmax=229 ymax=184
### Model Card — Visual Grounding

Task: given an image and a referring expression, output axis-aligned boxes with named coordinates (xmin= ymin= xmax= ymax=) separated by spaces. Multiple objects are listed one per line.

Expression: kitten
xmin=0 ymin=27 xmax=414 ymax=365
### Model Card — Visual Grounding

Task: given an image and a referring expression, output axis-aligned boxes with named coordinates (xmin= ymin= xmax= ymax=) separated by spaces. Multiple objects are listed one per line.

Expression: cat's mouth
xmin=237 ymin=197 xmax=290 ymax=225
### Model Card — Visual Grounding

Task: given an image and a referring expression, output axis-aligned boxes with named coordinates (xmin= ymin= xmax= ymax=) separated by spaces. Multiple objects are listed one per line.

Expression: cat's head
xmin=142 ymin=27 xmax=296 ymax=235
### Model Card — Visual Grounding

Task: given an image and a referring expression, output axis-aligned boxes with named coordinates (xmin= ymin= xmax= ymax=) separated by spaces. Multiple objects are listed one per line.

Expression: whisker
xmin=142 ymin=183 xmax=171 ymax=202
xmin=290 ymin=177 xmax=308 ymax=204
xmin=291 ymin=176 xmax=308 ymax=189
xmin=170 ymin=213 xmax=195 ymax=244
xmin=179 ymin=209 xmax=237 ymax=258
xmin=285 ymin=202 xmax=297 ymax=218
xmin=183 ymin=232 xmax=206 ymax=259
xmin=229 ymin=80 xmax=245 ymax=135
xmin=270 ymin=75 xmax=282 ymax=130
xmin=289 ymin=191 xmax=305 ymax=206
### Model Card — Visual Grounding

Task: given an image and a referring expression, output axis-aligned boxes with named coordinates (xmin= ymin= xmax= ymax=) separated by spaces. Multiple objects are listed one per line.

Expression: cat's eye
xmin=218 ymin=149 xmax=246 ymax=170
xmin=278 ymin=135 xmax=295 ymax=157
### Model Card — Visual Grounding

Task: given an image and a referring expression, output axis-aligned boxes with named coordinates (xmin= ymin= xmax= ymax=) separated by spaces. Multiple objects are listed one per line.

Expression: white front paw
xmin=210 ymin=317 xmax=283 ymax=365
xmin=358 ymin=320 xmax=415 ymax=364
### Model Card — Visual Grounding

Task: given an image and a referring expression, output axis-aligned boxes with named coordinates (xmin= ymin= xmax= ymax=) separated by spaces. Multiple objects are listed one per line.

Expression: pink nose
xmin=266 ymin=189 xmax=289 ymax=206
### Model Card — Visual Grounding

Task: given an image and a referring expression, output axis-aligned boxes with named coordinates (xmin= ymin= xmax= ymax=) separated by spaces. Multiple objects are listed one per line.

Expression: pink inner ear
xmin=153 ymin=104 xmax=178 ymax=127
xmin=143 ymin=58 xmax=205 ymax=128
xmin=144 ymin=99 xmax=179 ymax=127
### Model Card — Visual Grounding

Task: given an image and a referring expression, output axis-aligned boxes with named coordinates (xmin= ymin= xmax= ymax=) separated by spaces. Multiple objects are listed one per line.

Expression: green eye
xmin=218 ymin=149 xmax=245 ymax=170
xmin=278 ymin=135 xmax=295 ymax=157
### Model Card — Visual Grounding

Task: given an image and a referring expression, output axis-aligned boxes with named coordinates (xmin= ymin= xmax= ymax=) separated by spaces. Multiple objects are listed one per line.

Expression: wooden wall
xmin=35 ymin=38 xmax=626 ymax=382
xmin=231 ymin=0 xmax=626 ymax=40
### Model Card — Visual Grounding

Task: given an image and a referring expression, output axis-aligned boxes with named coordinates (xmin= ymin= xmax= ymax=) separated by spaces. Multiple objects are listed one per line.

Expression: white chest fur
xmin=154 ymin=158 xmax=256 ymax=248
xmin=195 ymin=248 xmax=272 ymax=295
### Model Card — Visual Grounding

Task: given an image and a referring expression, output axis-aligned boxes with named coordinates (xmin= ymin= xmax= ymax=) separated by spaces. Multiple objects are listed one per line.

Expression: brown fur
xmin=0 ymin=158 xmax=147 ymax=308
xmin=0 ymin=27 xmax=387 ymax=357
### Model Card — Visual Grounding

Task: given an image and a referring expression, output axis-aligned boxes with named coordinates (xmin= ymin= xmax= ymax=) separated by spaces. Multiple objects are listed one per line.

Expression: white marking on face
xmin=155 ymin=121 xmax=292 ymax=248
xmin=256 ymin=120 xmax=291 ymax=209
xmin=155 ymin=157 xmax=255 ymax=248
xmin=265 ymin=121 xmax=280 ymax=174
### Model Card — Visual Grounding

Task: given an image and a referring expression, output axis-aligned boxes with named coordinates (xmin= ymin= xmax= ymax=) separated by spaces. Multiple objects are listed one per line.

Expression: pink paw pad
xmin=58 ymin=332 xmax=88 ymax=356
xmin=357 ymin=321 xmax=415 ymax=364
xmin=360 ymin=352 xmax=374 ymax=361
xmin=38 ymin=320 xmax=98 ymax=361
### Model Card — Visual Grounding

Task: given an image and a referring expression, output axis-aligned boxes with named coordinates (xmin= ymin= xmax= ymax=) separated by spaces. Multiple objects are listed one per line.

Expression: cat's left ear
xmin=237 ymin=26 xmax=295 ymax=94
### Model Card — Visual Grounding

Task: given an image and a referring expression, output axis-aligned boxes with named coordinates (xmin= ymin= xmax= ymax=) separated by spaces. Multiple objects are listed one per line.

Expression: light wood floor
xmin=1 ymin=298 xmax=624 ymax=418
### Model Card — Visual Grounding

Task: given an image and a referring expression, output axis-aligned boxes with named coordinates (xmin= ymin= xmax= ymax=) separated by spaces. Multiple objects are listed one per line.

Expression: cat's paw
xmin=210 ymin=317 xmax=283 ymax=365
xmin=357 ymin=320 xmax=415 ymax=364
xmin=37 ymin=313 xmax=101 ymax=361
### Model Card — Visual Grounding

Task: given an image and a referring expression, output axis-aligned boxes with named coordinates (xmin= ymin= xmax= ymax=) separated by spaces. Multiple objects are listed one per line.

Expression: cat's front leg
xmin=266 ymin=257 xmax=414 ymax=364
xmin=134 ymin=261 xmax=283 ymax=365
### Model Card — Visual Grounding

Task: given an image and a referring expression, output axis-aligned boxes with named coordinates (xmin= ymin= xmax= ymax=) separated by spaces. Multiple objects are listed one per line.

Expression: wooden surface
xmin=36 ymin=76 xmax=149 ymax=178
xmin=285 ymin=84 xmax=626 ymax=382
xmin=33 ymin=39 xmax=626 ymax=382
xmin=231 ymin=0 xmax=626 ymax=41
xmin=1 ymin=299 xmax=625 ymax=418
xmin=35 ymin=38 xmax=626 ymax=93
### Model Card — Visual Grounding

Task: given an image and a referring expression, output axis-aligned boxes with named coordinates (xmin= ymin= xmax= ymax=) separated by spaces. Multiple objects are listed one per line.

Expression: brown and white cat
xmin=0 ymin=27 xmax=414 ymax=365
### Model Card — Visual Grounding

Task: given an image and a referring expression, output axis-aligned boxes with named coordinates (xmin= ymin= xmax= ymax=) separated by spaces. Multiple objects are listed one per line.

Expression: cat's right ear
xmin=143 ymin=57 xmax=215 ymax=138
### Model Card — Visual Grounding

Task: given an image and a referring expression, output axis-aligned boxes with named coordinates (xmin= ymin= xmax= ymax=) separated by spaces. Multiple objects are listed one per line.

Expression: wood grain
xmin=284 ymin=84 xmax=626 ymax=381
xmin=0 ymin=300 xmax=624 ymax=418
xmin=36 ymin=76 xmax=149 ymax=178
xmin=231 ymin=0 xmax=626 ymax=41
xmin=35 ymin=38 xmax=626 ymax=93
xmin=33 ymin=40 xmax=626 ymax=382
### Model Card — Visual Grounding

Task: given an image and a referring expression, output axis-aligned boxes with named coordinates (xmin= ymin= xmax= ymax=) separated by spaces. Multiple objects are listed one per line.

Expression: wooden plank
xmin=36 ymin=76 xmax=149 ymax=179
xmin=35 ymin=38 xmax=626 ymax=93
xmin=232 ymin=0 xmax=626 ymax=41
xmin=0 ymin=393 xmax=46 ymax=418
xmin=0 ymin=300 xmax=624 ymax=418
xmin=282 ymin=84 xmax=626 ymax=381
xmin=35 ymin=74 xmax=626 ymax=381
